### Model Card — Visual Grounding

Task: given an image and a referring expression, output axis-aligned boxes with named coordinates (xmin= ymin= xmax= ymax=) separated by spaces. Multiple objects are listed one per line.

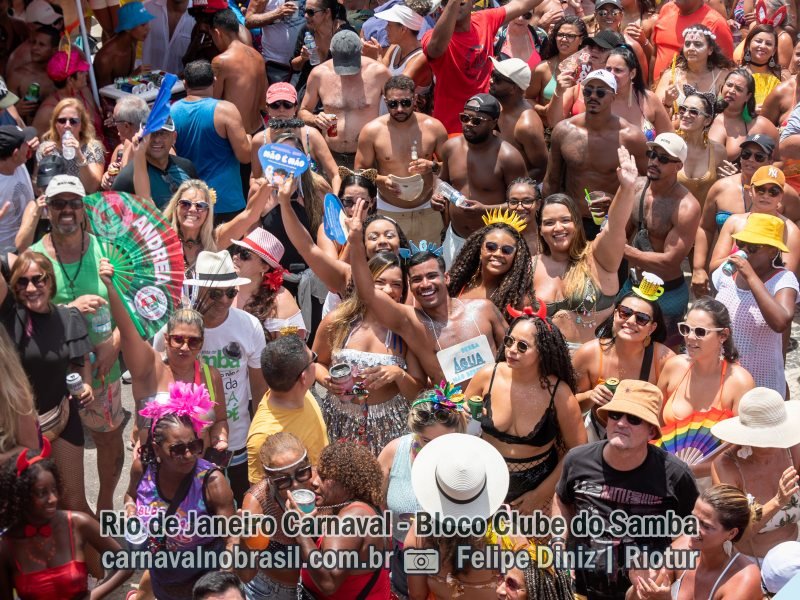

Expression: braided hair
xmin=498 ymin=315 xmax=577 ymax=392
xmin=522 ymin=564 xmax=574 ymax=600
xmin=447 ymin=223 xmax=534 ymax=314
xmin=140 ymin=413 xmax=197 ymax=466
xmin=0 ymin=454 xmax=60 ymax=534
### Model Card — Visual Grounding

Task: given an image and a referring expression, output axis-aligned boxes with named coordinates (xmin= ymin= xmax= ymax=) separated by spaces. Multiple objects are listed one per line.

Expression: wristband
xmin=431 ymin=161 xmax=441 ymax=175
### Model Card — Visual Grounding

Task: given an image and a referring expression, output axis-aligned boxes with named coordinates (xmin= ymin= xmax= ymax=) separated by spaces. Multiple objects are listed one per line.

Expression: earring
xmin=703 ymin=129 xmax=709 ymax=147
xmin=156 ymin=456 xmax=162 ymax=464
xmin=644 ymin=335 xmax=651 ymax=347
xmin=744 ymin=50 xmax=751 ymax=63
xmin=768 ymin=56 xmax=776 ymax=68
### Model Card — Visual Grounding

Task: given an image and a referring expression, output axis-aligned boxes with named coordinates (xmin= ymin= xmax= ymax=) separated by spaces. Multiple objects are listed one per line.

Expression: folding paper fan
xmin=652 ymin=407 xmax=733 ymax=465
xmin=83 ymin=191 xmax=184 ymax=338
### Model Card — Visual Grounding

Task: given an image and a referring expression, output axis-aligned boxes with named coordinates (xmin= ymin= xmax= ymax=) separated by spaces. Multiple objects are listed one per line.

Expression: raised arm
xmin=542 ymin=122 xmax=566 ymax=197
xmin=14 ymin=196 xmax=45 ymax=252
xmin=214 ymin=178 xmax=273 ymax=248
xmin=423 ymin=0 xmax=462 ymax=60
xmin=502 ymin=0 xmax=544 ymax=24
xmin=592 ymin=147 xmax=637 ymax=274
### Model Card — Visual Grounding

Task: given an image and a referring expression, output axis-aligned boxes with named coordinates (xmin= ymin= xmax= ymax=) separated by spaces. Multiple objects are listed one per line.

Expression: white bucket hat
xmin=711 ymin=388 xmax=800 ymax=448
xmin=230 ymin=227 xmax=284 ymax=270
xmin=411 ymin=433 xmax=509 ymax=521
xmin=184 ymin=250 xmax=251 ymax=288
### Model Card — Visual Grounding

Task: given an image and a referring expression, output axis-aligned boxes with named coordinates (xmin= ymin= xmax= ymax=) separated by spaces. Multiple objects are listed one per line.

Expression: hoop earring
xmin=744 ymin=50 xmax=751 ymax=63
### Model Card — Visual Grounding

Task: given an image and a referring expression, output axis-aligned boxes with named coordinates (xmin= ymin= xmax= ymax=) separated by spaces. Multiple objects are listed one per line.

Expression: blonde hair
xmin=162 ymin=180 xmax=218 ymax=252
xmin=0 ymin=328 xmax=36 ymax=453
xmin=45 ymin=97 xmax=97 ymax=146
xmin=259 ymin=432 xmax=306 ymax=468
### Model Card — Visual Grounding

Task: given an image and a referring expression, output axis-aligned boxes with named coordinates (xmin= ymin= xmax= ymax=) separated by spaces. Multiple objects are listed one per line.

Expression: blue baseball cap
xmin=115 ymin=2 xmax=155 ymax=32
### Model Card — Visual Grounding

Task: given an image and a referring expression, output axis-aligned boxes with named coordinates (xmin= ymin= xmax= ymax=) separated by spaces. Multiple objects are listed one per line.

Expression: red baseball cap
xmin=192 ymin=0 xmax=228 ymax=13
xmin=266 ymin=82 xmax=297 ymax=104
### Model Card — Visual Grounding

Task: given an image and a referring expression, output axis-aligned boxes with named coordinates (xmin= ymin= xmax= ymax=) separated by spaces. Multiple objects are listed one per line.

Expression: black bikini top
xmin=479 ymin=363 xmax=560 ymax=447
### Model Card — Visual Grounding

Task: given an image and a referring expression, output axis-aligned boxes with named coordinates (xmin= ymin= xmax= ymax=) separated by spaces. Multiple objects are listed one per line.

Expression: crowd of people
xmin=4 ymin=0 xmax=800 ymax=597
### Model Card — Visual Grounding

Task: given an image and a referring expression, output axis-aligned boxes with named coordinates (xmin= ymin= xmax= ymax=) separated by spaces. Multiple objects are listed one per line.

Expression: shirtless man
xmin=92 ymin=1 xmax=155 ymax=87
xmin=543 ymin=69 xmax=647 ymax=240
xmin=6 ymin=0 xmax=63 ymax=77
xmin=355 ymin=75 xmax=448 ymax=243
xmin=299 ymin=29 xmax=391 ymax=168
xmin=347 ymin=199 xmax=507 ymax=385
xmin=436 ymin=93 xmax=527 ymax=268
xmin=7 ymin=25 xmax=58 ymax=124
xmin=211 ymin=9 xmax=267 ymax=135
xmin=623 ymin=133 xmax=701 ymax=347
xmin=489 ymin=57 xmax=548 ymax=181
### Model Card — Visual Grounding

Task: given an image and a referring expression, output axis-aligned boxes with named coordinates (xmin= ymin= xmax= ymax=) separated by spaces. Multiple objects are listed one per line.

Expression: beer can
xmin=326 ymin=115 xmax=338 ymax=138
xmin=24 ymin=83 xmax=40 ymax=102
xmin=329 ymin=363 xmax=353 ymax=391
xmin=603 ymin=378 xmax=620 ymax=394
xmin=66 ymin=373 xmax=84 ymax=398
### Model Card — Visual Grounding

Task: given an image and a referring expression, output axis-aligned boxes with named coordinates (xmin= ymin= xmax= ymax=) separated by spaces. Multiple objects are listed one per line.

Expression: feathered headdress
xmin=755 ymin=0 xmax=787 ymax=26
xmin=139 ymin=381 xmax=214 ymax=434
xmin=398 ymin=239 xmax=444 ymax=259
xmin=412 ymin=380 xmax=467 ymax=411
xmin=506 ymin=299 xmax=551 ymax=330
xmin=482 ymin=208 xmax=527 ymax=233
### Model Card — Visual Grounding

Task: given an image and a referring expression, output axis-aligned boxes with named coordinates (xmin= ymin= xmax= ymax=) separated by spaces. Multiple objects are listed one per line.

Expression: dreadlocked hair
xmin=447 ymin=223 xmax=534 ymax=313
xmin=522 ymin=564 xmax=574 ymax=600
xmin=140 ymin=413 xmax=197 ymax=466
xmin=329 ymin=253 xmax=406 ymax=351
xmin=0 ymin=455 xmax=60 ymax=534
xmin=498 ymin=316 xmax=577 ymax=393
xmin=317 ymin=441 xmax=384 ymax=507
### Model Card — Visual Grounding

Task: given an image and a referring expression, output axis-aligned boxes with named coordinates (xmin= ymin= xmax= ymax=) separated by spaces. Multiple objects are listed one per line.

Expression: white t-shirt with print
xmin=0 ymin=164 xmax=33 ymax=253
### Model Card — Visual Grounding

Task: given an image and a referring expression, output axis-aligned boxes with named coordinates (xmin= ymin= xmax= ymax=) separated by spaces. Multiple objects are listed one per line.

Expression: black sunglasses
xmin=208 ymin=288 xmax=238 ymax=300
xmin=596 ymin=7 xmax=622 ymax=16
xmin=57 ymin=117 xmax=80 ymax=126
xmin=582 ymin=86 xmax=610 ymax=99
xmin=386 ymin=98 xmax=413 ymax=109
xmin=304 ymin=7 xmax=324 ymax=15
xmin=167 ymin=334 xmax=204 ymax=350
xmin=646 ymin=149 xmax=680 ymax=164
xmin=297 ymin=351 xmax=318 ymax=380
xmin=15 ymin=273 xmax=48 ymax=289
xmin=607 ymin=411 xmax=644 ymax=426
xmin=268 ymin=464 xmax=313 ymax=490
xmin=616 ymin=305 xmax=653 ymax=326
xmin=753 ymin=185 xmax=781 ymax=197
xmin=47 ymin=197 xmax=84 ymax=210
xmin=739 ymin=242 xmax=766 ymax=254
xmin=459 ymin=112 xmax=491 ymax=126
xmin=503 ymin=334 xmax=529 ymax=353
xmin=490 ymin=71 xmax=515 ymax=85
xmin=740 ymin=149 xmax=768 ymax=162
xmin=416 ymin=407 xmax=457 ymax=423
xmin=167 ymin=438 xmax=204 ymax=458
xmin=232 ymin=247 xmax=255 ymax=261
xmin=678 ymin=105 xmax=708 ymax=118
xmin=268 ymin=100 xmax=296 ymax=110
xmin=484 ymin=241 xmax=516 ymax=255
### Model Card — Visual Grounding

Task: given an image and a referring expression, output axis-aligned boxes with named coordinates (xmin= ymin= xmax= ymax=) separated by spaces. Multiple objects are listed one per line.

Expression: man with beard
xmin=355 ymin=75 xmax=448 ymax=243
xmin=112 ymin=117 xmax=198 ymax=209
xmin=489 ymin=57 xmax=547 ymax=180
xmin=7 ymin=25 xmax=58 ymax=124
xmin=435 ymin=93 xmax=527 ymax=268
xmin=211 ymin=9 xmax=267 ymax=136
xmin=622 ymin=133 xmax=700 ymax=347
xmin=92 ymin=1 xmax=156 ymax=87
xmin=543 ymin=69 xmax=647 ymax=240
xmin=347 ymin=199 xmax=507 ymax=386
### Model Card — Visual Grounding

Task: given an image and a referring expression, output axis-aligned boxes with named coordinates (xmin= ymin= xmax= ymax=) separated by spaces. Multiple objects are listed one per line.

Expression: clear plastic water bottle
xmin=89 ymin=304 xmax=113 ymax=345
xmin=61 ymin=130 xmax=76 ymax=160
xmin=722 ymin=250 xmax=748 ymax=276
xmin=305 ymin=32 xmax=320 ymax=66
xmin=435 ymin=179 xmax=468 ymax=208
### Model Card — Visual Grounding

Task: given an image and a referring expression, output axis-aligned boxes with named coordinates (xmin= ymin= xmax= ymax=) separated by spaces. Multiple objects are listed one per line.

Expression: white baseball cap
xmin=647 ymin=132 xmax=688 ymax=163
xmin=25 ymin=0 xmax=61 ymax=24
xmin=583 ymin=69 xmax=618 ymax=93
xmin=374 ymin=4 xmax=424 ymax=31
xmin=45 ymin=175 xmax=85 ymax=198
xmin=490 ymin=57 xmax=532 ymax=91
xmin=763 ymin=542 xmax=800 ymax=594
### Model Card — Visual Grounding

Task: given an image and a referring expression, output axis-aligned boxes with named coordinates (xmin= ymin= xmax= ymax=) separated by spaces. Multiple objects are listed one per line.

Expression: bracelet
xmin=124 ymin=501 xmax=136 ymax=510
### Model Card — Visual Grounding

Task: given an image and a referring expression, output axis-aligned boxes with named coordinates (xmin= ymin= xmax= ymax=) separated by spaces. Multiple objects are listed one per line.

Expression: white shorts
xmin=442 ymin=223 xmax=465 ymax=270
xmin=90 ymin=0 xmax=120 ymax=11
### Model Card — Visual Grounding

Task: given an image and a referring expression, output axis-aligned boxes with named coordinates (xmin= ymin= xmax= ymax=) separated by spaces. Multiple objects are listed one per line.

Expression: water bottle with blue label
xmin=88 ymin=304 xmax=112 ymax=345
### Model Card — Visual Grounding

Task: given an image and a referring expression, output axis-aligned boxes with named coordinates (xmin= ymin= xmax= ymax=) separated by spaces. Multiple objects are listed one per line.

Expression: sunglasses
xmin=341 ymin=196 xmax=371 ymax=208
xmin=167 ymin=334 xmax=204 ymax=350
xmin=386 ymin=98 xmax=413 ymax=109
xmin=677 ymin=105 xmax=708 ymax=118
xmin=497 ymin=574 xmax=522 ymax=592
xmin=646 ymin=149 xmax=680 ymax=164
xmin=616 ymin=305 xmax=653 ymax=326
xmin=459 ymin=112 xmax=491 ymax=126
xmin=178 ymin=199 xmax=210 ymax=212
xmin=753 ymin=185 xmax=781 ymax=197
xmin=56 ymin=117 xmax=80 ymax=126
xmin=304 ymin=7 xmax=323 ymax=15
xmin=556 ymin=32 xmax=580 ymax=41
xmin=740 ymin=149 xmax=768 ymax=162
xmin=47 ymin=197 xmax=83 ymax=210
xmin=484 ymin=241 xmax=516 ymax=255
xmin=268 ymin=100 xmax=296 ymax=110
xmin=607 ymin=411 xmax=644 ymax=426
xmin=208 ymin=288 xmax=238 ymax=300
xmin=167 ymin=438 xmax=204 ymax=458
xmin=232 ymin=247 xmax=254 ymax=261
xmin=416 ymin=407 xmax=458 ymax=423
xmin=297 ymin=351 xmax=318 ymax=379
xmin=596 ymin=7 xmax=622 ymax=16
xmin=268 ymin=464 xmax=314 ymax=490
xmin=15 ymin=273 xmax=48 ymax=289
xmin=739 ymin=242 xmax=766 ymax=254
xmin=503 ymin=334 xmax=530 ymax=353
xmin=490 ymin=71 xmax=515 ymax=85
xmin=677 ymin=322 xmax=724 ymax=338
xmin=508 ymin=198 xmax=537 ymax=209
xmin=582 ymin=86 xmax=610 ymax=99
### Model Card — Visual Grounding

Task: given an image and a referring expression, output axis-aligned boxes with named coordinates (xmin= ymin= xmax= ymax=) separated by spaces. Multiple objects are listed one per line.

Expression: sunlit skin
xmin=496 ymin=567 xmax=527 ymax=599
xmin=503 ymin=319 xmax=537 ymax=369
xmin=613 ymin=297 xmax=656 ymax=344
xmin=154 ymin=424 xmax=202 ymax=477
xmin=683 ymin=31 xmax=712 ymax=65
xmin=539 ymin=203 xmax=575 ymax=255
xmin=165 ymin=322 xmax=204 ymax=365
xmin=461 ymin=108 xmax=495 ymax=144
xmin=364 ymin=219 xmax=400 ymax=256
xmin=55 ymin=106 xmax=82 ymax=143
xmin=720 ymin=74 xmax=749 ymax=111
xmin=14 ymin=263 xmax=51 ymax=314
xmin=373 ymin=265 xmax=404 ymax=303
xmin=340 ymin=184 xmax=374 ymax=219
xmin=678 ymin=95 xmax=712 ymax=133
xmin=480 ymin=229 xmax=517 ymax=279
xmin=177 ymin=188 xmax=209 ymax=235
xmin=48 ymin=193 xmax=84 ymax=236
xmin=408 ymin=259 xmax=449 ymax=311
xmin=748 ymin=32 xmax=776 ymax=66
xmin=681 ymin=309 xmax=725 ymax=361
xmin=583 ymin=82 xmax=615 ymax=116
xmin=26 ymin=470 xmax=59 ymax=524
xmin=605 ymin=410 xmax=656 ymax=451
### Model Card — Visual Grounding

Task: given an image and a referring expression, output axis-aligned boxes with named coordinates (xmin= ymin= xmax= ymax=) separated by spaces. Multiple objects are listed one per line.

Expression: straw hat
xmin=711 ymin=388 xmax=800 ymax=448
xmin=597 ymin=379 xmax=663 ymax=436
xmin=184 ymin=250 xmax=251 ymax=288
xmin=411 ymin=433 xmax=509 ymax=521
xmin=230 ymin=228 xmax=284 ymax=270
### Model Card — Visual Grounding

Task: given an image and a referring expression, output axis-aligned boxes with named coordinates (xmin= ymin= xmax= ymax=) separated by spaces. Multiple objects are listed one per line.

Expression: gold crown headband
xmin=482 ymin=208 xmax=527 ymax=233
xmin=338 ymin=166 xmax=378 ymax=183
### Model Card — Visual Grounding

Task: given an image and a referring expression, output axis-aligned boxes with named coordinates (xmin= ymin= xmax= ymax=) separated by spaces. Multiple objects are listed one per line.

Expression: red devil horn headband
xmin=506 ymin=299 xmax=551 ymax=330
xmin=16 ymin=437 xmax=52 ymax=477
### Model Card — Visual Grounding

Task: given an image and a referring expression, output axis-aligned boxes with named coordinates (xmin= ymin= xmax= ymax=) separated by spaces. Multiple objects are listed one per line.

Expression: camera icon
xmin=403 ymin=549 xmax=440 ymax=574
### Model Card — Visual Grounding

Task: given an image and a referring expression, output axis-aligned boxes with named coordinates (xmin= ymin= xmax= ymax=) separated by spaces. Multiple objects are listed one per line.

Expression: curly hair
xmin=0 ymin=454 xmax=61 ymax=534
xmin=541 ymin=16 xmax=588 ymax=60
xmin=595 ymin=292 xmax=667 ymax=347
xmin=674 ymin=24 xmax=735 ymax=74
xmin=140 ymin=413 xmax=198 ymax=466
xmin=497 ymin=315 xmax=577 ymax=392
xmin=317 ymin=441 xmax=384 ymax=508
xmin=447 ymin=223 xmax=534 ymax=314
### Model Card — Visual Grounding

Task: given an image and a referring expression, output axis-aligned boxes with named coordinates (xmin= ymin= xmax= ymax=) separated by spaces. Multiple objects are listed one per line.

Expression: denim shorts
xmin=244 ymin=572 xmax=298 ymax=600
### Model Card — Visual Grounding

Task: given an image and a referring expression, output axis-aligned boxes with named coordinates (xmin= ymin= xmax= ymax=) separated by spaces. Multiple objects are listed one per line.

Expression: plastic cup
xmin=292 ymin=489 xmax=316 ymax=513
xmin=587 ymin=191 xmax=611 ymax=226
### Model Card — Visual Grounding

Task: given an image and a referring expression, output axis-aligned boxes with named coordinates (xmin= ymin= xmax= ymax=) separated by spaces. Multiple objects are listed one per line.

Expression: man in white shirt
xmin=0 ymin=125 xmax=37 ymax=253
xmin=142 ymin=0 xmax=195 ymax=74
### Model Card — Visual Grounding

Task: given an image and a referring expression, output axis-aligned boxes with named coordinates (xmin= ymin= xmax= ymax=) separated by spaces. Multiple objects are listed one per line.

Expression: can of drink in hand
xmin=603 ymin=378 xmax=620 ymax=395
xmin=326 ymin=115 xmax=338 ymax=137
xmin=66 ymin=373 xmax=84 ymax=408
xmin=722 ymin=250 xmax=748 ymax=276
xmin=329 ymin=363 xmax=353 ymax=392
xmin=24 ymin=83 xmax=40 ymax=102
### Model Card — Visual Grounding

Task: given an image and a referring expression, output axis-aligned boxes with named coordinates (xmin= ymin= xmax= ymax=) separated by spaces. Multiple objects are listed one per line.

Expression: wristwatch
xmin=431 ymin=160 xmax=441 ymax=175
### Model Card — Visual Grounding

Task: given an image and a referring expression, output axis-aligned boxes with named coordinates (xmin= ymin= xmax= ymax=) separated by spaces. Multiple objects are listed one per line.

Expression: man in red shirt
xmin=422 ymin=0 xmax=544 ymax=135
xmin=651 ymin=0 xmax=733 ymax=84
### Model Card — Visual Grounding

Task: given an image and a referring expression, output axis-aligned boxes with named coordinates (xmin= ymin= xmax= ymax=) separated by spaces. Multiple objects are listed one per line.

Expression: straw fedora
xmin=230 ymin=227 xmax=284 ymax=270
xmin=711 ymin=388 xmax=800 ymax=448
xmin=411 ymin=433 xmax=509 ymax=521
xmin=184 ymin=250 xmax=251 ymax=288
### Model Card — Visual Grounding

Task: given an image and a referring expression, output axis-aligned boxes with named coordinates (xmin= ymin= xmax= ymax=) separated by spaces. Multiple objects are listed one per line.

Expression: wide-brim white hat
xmin=711 ymin=388 xmax=800 ymax=448
xmin=184 ymin=250 xmax=251 ymax=287
xmin=411 ymin=433 xmax=509 ymax=521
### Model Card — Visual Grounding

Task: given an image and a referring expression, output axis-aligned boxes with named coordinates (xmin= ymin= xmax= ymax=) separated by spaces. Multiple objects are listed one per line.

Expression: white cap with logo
xmin=647 ymin=132 xmax=688 ymax=163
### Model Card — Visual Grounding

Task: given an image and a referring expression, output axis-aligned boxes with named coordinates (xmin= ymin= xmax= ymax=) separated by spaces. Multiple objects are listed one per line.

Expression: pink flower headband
xmin=139 ymin=380 xmax=214 ymax=434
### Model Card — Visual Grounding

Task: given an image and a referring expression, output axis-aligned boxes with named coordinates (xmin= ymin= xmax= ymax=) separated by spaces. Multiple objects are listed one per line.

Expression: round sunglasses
xmin=503 ymin=334 xmax=530 ymax=353
xmin=740 ymin=149 xmax=768 ymax=162
xmin=616 ymin=305 xmax=653 ymax=326
xmin=753 ymin=185 xmax=781 ymax=197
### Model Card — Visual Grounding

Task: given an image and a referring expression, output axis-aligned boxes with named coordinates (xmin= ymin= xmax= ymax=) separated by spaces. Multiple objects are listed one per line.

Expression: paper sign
xmin=436 ymin=334 xmax=493 ymax=384
xmin=323 ymin=193 xmax=348 ymax=245
xmin=257 ymin=143 xmax=309 ymax=185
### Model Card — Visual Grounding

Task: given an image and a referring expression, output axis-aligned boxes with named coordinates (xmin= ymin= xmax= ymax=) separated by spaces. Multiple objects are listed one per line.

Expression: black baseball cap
xmin=464 ymin=93 xmax=501 ymax=119
xmin=740 ymin=134 xmax=776 ymax=156
xmin=0 ymin=125 xmax=36 ymax=159
xmin=586 ymin=30 xmax=625 ymax=50
xmin=36 ymin=154 xmax=67 ymax=188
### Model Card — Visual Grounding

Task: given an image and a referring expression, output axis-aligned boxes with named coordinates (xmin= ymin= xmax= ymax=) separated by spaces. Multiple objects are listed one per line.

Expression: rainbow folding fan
xmin=652 ymin=407 xmax=733 ymax=465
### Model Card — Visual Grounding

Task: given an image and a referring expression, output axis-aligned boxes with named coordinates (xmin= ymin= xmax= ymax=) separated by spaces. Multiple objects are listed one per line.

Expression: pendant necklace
xmin=52 ymin=233 xmax=86 ymax=300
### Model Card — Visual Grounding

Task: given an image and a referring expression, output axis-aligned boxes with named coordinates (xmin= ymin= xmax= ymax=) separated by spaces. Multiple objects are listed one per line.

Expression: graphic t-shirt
xmin=421 ymin=7 xmax=506 ymax=134
xmin=0 ymin=163 xmax=34 ymax=253
xmin=556 ymin=441 xmax=699 ymax=600
xmin=154 ymin=308 xmax=266 ymax=450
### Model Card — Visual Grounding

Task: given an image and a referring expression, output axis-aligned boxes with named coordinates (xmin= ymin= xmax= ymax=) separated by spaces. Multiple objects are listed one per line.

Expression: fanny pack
xmin=39 ymin=396 xmax=70 ymax=442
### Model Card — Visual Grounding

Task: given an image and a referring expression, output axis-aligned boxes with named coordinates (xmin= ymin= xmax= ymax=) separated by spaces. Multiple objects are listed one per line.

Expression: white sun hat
xmin=184 ymin=250 xmax=251 ymax=288
xmin=710 ymin=388 xmax=800 ymax=448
